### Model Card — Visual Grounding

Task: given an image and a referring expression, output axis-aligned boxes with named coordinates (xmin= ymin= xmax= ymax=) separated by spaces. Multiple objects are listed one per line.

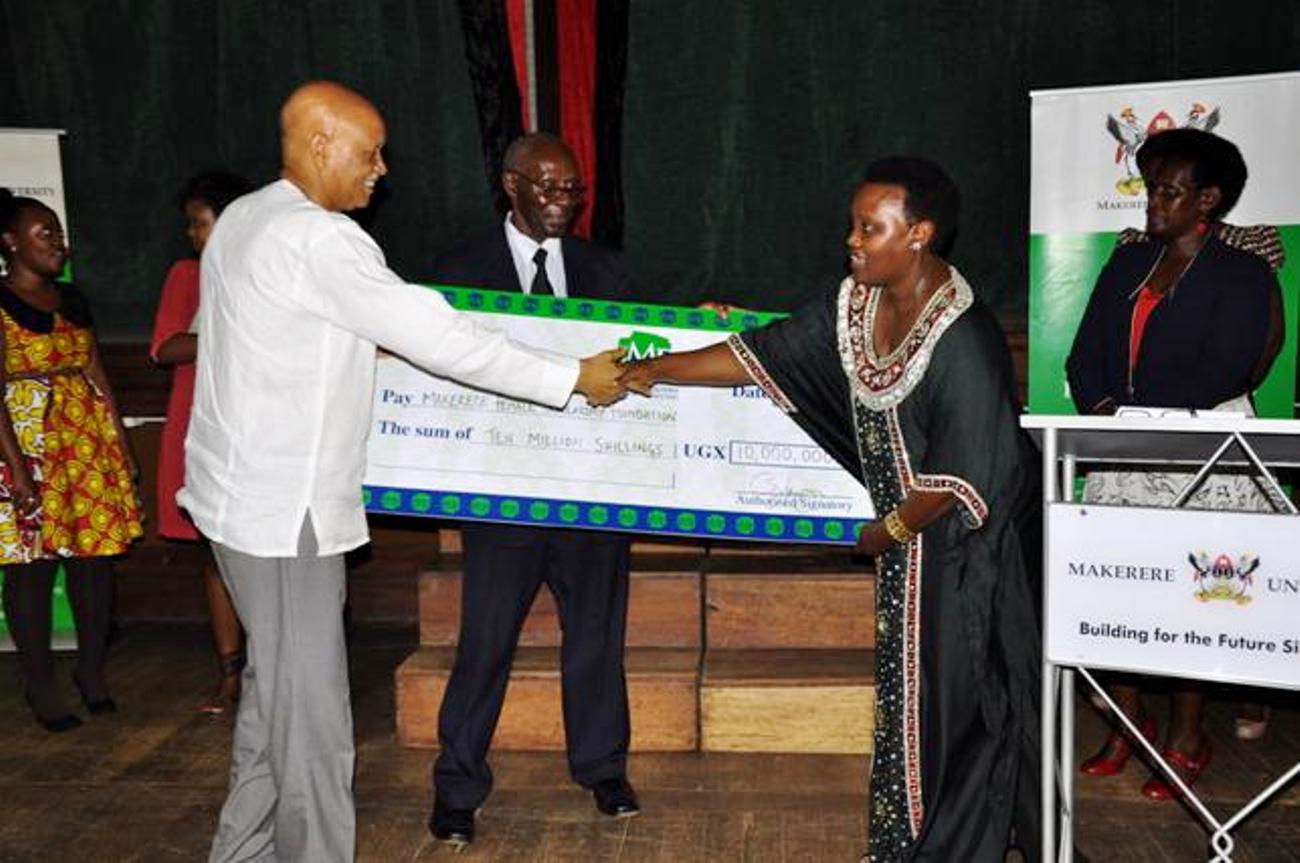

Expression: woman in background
xmin=0 ymin=188 xmax=143 ymax=731
xmin=150 ymin=171 xmax=252 ymax=715
xmin=1066 ymin=128 xmax=1282 ymax=799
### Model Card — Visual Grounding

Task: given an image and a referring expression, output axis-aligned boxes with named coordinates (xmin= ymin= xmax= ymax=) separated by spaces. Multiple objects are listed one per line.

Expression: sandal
xmin=1235 ymin=706 xmax=1270 ymax=742
xmin=199 ymin=651 xmax=245 ymax=716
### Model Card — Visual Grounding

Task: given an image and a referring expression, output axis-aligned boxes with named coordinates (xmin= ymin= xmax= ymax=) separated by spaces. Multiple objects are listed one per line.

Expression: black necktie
xmin=531 ymin=247 xmax=553 ymax=296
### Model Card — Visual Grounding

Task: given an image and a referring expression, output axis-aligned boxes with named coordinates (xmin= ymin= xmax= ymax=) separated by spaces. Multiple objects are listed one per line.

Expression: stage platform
xmin=0 ymin=622 xmax=1296 ymax=861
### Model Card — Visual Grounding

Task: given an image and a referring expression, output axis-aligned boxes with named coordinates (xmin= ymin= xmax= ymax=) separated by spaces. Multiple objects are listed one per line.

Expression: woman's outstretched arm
xmin=618 ymin=342 xmax=751 ymax=394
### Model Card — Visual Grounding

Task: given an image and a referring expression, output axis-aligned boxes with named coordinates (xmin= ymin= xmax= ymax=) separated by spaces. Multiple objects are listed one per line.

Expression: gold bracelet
xmin=883 ymin=510 xmax=917 ymax=545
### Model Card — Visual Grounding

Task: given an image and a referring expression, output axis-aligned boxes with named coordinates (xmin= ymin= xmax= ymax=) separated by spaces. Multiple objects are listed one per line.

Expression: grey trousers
xmin=208 ymin=519 xmax=355 ymax=863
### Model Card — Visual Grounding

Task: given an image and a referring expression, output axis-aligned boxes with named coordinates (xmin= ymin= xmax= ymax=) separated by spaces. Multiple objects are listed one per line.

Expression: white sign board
xmin=0 ymin=128 xmax=69 ymax=235
xmin=1030 ymin=71 xmax=1300 ymax=235
xmin=1047 ymin=502 xmax=1300 ymax=690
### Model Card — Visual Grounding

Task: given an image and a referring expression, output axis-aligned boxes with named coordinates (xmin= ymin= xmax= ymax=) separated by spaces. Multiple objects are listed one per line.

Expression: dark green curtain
xmin=0 ymin=0 xmax=497 ymax=339
xmin=621 ymin=1 xmax=1300 ymax=313
xmin=2 ymin=1 xmax=1297 ymax=338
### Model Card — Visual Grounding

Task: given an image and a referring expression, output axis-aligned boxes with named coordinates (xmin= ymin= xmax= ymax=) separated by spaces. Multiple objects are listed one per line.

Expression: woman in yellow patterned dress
xmin=0 ymin=188 xmax=143 ymax=732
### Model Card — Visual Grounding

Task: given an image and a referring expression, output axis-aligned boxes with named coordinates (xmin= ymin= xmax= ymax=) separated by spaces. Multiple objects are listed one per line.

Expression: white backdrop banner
xmin=0 ymin=128 xmax=69 ymax=235
xmin=1047 ymin=503 xmax=1300 ymax=691
xmin=1029 ymin=72 xmax=1300 ymax=235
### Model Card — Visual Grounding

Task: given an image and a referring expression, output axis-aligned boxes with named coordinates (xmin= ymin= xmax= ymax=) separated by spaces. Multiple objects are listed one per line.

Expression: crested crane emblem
xmin=1105 ymin=102 xmax=1221 ymax=196
xmin=1188 ymin=551 xmax=1257 ymax=606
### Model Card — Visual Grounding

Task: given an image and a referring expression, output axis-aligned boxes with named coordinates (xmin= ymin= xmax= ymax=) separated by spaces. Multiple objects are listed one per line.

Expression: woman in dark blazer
xmin=1066 ymin=128 xmax=1283 ymax=800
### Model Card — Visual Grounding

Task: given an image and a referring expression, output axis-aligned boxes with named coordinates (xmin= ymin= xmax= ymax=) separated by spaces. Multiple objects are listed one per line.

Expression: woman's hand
xmin=854 ymin=521 xmax=895 ymax=556
xmin=618 ymin=359 xmax=659 ymax=396
xmin=10 ymin=465 xmax=40 ymax=519
xmin=1089 ymin=397 xmax=1118 ymax=416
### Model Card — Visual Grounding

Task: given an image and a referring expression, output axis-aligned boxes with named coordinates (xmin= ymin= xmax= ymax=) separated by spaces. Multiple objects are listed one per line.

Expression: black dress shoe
xmin=73 ymin=674 xmax=117 ymax=715
xmin=35 ymin=711 xmax=82 ymax=733
xmin=591 ymin=777 xmax=640 ymax=817
xmin=24 ymin=693 xmax=81 ymax=733
xmin=429 ymin=799 xmax=475 ymax=846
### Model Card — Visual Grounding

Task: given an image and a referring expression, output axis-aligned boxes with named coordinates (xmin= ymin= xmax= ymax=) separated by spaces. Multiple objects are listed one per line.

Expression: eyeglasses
xmin=510 ymin=170 xmax=587 ymax=201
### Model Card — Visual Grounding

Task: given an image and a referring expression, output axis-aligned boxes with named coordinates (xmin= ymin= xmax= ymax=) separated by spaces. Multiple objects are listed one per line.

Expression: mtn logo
xmin=618 ymin=331 xmax=672 ymax=360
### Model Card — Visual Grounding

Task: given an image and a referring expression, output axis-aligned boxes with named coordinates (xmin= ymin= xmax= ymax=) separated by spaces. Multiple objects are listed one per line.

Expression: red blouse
xmin=1128 ymin=284 xmax=1163 ymax=372
xmin=150 ymin=259 xmax=201 ymax=540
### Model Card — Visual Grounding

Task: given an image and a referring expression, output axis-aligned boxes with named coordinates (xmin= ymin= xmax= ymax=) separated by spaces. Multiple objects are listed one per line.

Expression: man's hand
xmin=576 ymin=348 xmax=628 ymax=406
xmin=617 ymin=359 xmax=658 ymax=396
xmin=697 ymin=300 xmax=743 ymax=325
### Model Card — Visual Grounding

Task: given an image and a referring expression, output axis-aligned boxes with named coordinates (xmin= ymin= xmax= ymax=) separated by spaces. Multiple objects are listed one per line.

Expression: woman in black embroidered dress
xmin=620 ymin=158 xmax=1043 ymax=861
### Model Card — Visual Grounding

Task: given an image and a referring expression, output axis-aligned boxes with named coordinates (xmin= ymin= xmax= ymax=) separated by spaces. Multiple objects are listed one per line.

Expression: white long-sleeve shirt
xmin=179 ymin=179 xmax=579 ymax=557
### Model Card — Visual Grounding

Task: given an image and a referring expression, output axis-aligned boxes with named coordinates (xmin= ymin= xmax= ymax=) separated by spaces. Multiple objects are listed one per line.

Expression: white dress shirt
xmin=180 ymin=179 xmax=579 ymax=557
xmin=505 ymin=214 xmax=568 ymax=297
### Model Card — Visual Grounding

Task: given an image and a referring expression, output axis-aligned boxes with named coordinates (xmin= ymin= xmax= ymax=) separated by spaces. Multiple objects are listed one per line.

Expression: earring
xmin=1195 ymin=220 xmax=1210 ymax=236
xmin=908 ymin=241 xmax=921 ymax=252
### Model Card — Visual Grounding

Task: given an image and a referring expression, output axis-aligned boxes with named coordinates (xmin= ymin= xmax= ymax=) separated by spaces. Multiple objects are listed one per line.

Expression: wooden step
xmin=706 ymin=571 xmax=875 ymax=649
xmin=395 ymin=645 xmax=699 ymax=751
xmin=418 ymin=553 xmax=703 ymax=647
xmin=704 ymin=538 xmax=861 ymax=558
xmin=700 ymin=649 xmax=875 ymax=754
xmin=703 ymin=548 xmax=864 ymax=572
xmin=435 ymin=526 xmax=705 ymax=557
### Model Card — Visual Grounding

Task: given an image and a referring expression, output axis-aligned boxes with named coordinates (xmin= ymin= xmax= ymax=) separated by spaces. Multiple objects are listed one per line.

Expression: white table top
xmin=1020 ymin=413 xmax=1300 ymax=467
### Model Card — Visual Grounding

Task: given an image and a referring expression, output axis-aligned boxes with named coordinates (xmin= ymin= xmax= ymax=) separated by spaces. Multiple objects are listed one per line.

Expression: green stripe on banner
xmin=363 ymin=485 xmax=866 ymax=545
xmin=1027 ymin=228 xmax=1300 ymax=419
xmin=423 ymin=284 xmax=786 ymax=332
xmin=1027 ymin=231 xmax=1118 ymax=415
xmin=1256 ymin=225 xmax=1300 ymax=418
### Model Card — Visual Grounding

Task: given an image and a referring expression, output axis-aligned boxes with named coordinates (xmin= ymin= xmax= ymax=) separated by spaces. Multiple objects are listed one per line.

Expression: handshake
xmin=574 ymin=348 xmax=657 ymax=407
xmin=572 ymin=302 xmax=737 ymax=407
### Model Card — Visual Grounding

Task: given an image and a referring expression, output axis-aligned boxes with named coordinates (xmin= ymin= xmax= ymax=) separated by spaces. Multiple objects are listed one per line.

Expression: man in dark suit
xmin=428 ymin=133 xmax=639 ymax=847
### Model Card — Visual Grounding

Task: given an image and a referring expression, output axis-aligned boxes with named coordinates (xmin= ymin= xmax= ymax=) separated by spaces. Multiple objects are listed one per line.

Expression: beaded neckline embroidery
xmin=836 ymin=269 xmax=973 ymax=410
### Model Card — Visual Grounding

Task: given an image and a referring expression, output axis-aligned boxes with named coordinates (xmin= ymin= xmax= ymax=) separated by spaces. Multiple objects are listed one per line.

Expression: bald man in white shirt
xmin=182 ymin=81 xmax=624 ymax=863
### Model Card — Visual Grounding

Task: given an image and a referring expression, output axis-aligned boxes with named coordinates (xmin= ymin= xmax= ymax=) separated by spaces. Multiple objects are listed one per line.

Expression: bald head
xmin=502 ymin=132 xmax=573 ymax=174
xmin=279 ymin=81 xmax=388 ymax=212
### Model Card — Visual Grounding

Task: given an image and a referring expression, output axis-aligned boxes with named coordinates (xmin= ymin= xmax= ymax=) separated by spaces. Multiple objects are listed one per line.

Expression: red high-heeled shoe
xmin=1079 ymin=716 xmax=1157 ymax=777
xmin=1141 ymin=741 xmax=1212 ymax=800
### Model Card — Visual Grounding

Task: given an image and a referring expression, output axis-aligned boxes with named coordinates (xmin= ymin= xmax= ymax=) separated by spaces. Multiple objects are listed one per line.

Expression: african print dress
xmin=0 ymin=284 xmax=143 ymax=564
xmin=730 ymin=269 xmax=1043 ymax=861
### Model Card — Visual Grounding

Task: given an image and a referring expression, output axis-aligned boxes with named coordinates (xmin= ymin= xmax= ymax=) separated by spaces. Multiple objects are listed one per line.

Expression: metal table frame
xmin=1023 ymin=413 xmax=1300 ymax=863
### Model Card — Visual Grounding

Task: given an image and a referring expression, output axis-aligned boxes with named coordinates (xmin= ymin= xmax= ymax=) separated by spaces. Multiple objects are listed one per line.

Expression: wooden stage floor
xmin=0 ymin=623 xmax=1296 ymax=862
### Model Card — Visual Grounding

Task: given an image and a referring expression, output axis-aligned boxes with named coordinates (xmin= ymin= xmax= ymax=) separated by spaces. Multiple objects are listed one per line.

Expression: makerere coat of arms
xmin=1105 ymin=102 xmax=1221 ymax=195
xmin=1187 ymin=551 xmax=1258 ymax=605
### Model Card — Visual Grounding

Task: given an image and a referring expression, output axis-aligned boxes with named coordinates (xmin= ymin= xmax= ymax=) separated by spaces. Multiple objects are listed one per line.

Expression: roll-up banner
xmin=1028 ymin=72 xmax=1300 ymax=418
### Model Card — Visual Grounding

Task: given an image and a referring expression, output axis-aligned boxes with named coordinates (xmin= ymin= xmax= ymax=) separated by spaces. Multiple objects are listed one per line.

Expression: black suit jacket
xmin=430 ymin=225 xmax=633 ymax=548
xmin=430 ymin=227 xmax=632 ymax=303
xmin=1065 ymin=235 xmax=1276 ymax=412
